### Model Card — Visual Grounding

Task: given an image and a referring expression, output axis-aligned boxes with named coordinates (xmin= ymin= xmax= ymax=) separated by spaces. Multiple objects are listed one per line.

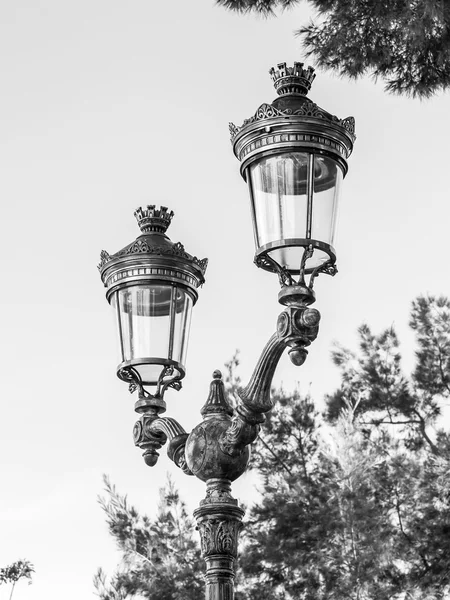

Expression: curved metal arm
xmin=239 ymin=333 xmax=285 ymax=414
xmin=133 ymin=414 xmax=193 ymax=474
xmin=220 ymin=333 xmax=286 ymax=457
xmin=150 ymin=418 xmax=193 ymax=475
xmin=220 ymin=304 xmax=321 ymax=457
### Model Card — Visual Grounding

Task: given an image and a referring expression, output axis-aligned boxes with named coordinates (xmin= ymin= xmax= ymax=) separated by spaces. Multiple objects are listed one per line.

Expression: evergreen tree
xmin=239 ymin=296 xmax=450 ymax=598
xmin=0 ymin=560 xmax=34 ymax=600
xmin=94 ymin=476 xmax=203 ymax=600
xmin=216 ymin=0 xmax=450 ymax=98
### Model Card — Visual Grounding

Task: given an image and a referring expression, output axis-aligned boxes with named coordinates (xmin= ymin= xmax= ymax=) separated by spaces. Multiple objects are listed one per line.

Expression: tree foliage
xmin=0 ymin=560 xmax=34 ymax=600
xmin=97 ymin=295 xmax=450 ymax=599
xmin=216 ymin=0 xmax=450 ymax=98
xmin=239 ymin=295 xmax=450 ymax=599
xmin=94 ymin=476 xmax=203 ymax=600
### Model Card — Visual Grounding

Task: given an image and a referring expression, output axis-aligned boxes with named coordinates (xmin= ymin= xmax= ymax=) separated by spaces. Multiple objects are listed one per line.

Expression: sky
xmin=0 ymin=1 xmax=449 ymax=599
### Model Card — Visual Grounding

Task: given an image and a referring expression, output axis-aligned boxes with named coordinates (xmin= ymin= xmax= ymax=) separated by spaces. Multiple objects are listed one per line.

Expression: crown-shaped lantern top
xmin=230 ymin=60 xmax=356 ymax=178
xmin=269 ymin=62 xmax=316 ymax=96
xmin=134 ymin=205 xmax=174 ymax=234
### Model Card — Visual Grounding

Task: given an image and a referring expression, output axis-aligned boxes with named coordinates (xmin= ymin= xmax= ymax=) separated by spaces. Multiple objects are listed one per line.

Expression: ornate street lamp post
xmin=99 ymin=62 xmax=355 ymax=599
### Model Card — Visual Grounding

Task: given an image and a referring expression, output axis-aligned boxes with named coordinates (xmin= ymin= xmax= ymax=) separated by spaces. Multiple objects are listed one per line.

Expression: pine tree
xmin=216 ymin=0 xmax=450 ymax=98
xmin=94 ymin=476 xmax=203 ymax=600
xmin=239 ymin=296 xmax=450 ymax=598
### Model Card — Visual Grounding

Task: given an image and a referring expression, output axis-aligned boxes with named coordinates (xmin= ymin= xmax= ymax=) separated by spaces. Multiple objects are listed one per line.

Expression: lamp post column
xmin=194 ymin=479 xmax=244 ymax=600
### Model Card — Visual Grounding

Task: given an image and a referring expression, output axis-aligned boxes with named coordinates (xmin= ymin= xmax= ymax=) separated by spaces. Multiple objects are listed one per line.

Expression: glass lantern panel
xmin=248 ymin=152 xmax=310 ymax=251
xmin=172 ymin=288 xmax=193 ymax=368
xmin=311 ymin=156 xmax=343 ymax=248
xmin=115 ymin=283 xmax=172 ymax=372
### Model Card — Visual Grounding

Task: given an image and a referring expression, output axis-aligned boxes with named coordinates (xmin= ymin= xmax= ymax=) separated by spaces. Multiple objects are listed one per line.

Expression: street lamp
xmin=98 ymin=205 xmax=207 ymax=416
xmin=99 ymin=62 xmax=355 ymax=600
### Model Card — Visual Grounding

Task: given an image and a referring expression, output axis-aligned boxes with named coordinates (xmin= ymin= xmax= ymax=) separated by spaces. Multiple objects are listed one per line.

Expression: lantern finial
xmin=134 ymin=205 xmax=174 ymax=234
xmin=269 ymin=62 xmax=316 ymax=96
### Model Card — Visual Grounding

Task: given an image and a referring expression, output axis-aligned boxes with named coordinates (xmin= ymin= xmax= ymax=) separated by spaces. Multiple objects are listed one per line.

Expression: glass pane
xmin=116 ymin=284 xmax=172 ymax=364
xmin=311 ymin=156 xmax=343 ymax=247
xmin=249 ymin=152 xmax=311 ymax=249
xmin=172 ymin=288 xmax=193 ymax=368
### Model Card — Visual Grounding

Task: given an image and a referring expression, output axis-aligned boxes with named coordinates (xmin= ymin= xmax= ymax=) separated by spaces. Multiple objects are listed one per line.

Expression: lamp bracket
xmin=133 ymin=412 xmax=192 ymax=474
xmin=220 ymin=303 xmax=320 ymax=457
xmin=255 ymin=244 xmax=337 ymax=292
xmin=118 ymin=364 xmax=184 ymax=415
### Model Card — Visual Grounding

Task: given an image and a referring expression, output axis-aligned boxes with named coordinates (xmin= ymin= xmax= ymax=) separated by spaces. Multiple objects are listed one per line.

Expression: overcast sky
xmin=1 ymin=1 xmax=449 ymax=599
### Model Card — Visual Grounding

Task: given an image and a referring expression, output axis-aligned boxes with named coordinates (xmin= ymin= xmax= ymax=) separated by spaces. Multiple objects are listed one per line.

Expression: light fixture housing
xmin=230 ymin=62 xmax=355 ymax=287
xmin=99 ymin=206 xmax=207 ymax=393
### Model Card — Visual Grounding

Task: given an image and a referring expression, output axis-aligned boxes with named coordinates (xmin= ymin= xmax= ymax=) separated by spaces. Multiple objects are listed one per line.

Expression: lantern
xmin=230 ymin=62 xmax=355 ymax=287
xmin=99 ymin=206 xmax=207 ymax=393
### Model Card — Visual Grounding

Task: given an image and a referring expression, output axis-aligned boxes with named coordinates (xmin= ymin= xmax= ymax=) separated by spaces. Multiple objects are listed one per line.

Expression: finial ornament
xmin=269 ymin=61 xmax=316 ymax=96
xmin=200 ymin=370 xmax=233 ymax=418
xmin=134 ymin=205 xmax=174 ymax=234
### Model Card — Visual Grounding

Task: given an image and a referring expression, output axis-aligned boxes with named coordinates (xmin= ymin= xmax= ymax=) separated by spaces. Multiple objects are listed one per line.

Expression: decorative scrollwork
xmin=309 ymin=260 xmax=338 ymax=290
xmin=232 ymin=97 xmax=355 ymax=154
xmin=195 ymin=509 xmax=244 ymax=559
xmin=340 ymin=116 xmax=356 ymax=135
xmin=242 ymin=103 xmax=284 ymax=128
xmin=171 ymin=241 xmax=187 ymax=255
xmin=255 ymin=103 xmax=284 ymax=120
xmin=292 ymin=101 xmax=325 ymax=119
xmin=229 ymin=122 xmax=240 ymax=141
xmin=235 ymin=100 xmax=351 ymax=133
xmin=97 ymin=250 xmax=112 ymax=270
xmin=193 ymin=257 xmax=208 ymax=274
xmin=254 ymin=253 xmax=296 ymax=287
xmin=198 ymin=519 xmax=215 ymax=556
xmin=255 ymin=244 xmax=338 ymax=294
xmin=119 ymin=238 xmax=189 ymax=259
xmin=168 ymin=379 xmax=182 ymax=391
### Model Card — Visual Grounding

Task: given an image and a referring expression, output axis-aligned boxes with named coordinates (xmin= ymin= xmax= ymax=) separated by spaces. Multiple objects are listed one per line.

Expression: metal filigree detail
xmin=254 ymin=244 xmax=337 ymax=293
xmin=193 ymin=257 xmax=208 ymax=274
xmin=122 ymin=239 xmax=186 ymax=258
xmin=108 ymin=240 xmax=208 ymax=276
xmin=241 ymin=103 xmax=282 ymax=129
xmin=194 ymin=481 xmax=244 ymax=559
xmin=198 ymin=519 xmax=241 ymax=556
xmin=340 ymin=116 xmax=356 ymax=135
xmin=254 ymin=253 xmax=295 ymax=287
xmin=309 ymin=261 xmax=338 ymax=290
xmin=198 ymin=519 xmax=215 ymax=556
xmin=98 ymin=250 xmax=111 ymax=270
xmin=232 ymin=100 xmax=348 ymax=143
xmin=229 ymin=122 xmax=240 ymax=140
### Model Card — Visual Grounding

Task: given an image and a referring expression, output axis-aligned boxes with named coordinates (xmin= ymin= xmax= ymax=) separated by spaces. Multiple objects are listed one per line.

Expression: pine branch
xmin=257 ymin=434 xmax=293 ymax=476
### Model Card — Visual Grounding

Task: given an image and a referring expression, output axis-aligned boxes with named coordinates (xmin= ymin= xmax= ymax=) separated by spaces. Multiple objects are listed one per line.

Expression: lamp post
xmin=99 ymin=62 xmax=355 ymax=600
